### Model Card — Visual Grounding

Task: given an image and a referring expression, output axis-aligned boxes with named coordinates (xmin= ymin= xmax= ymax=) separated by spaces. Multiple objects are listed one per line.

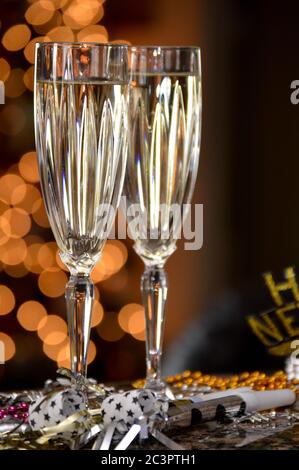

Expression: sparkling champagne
xmin=126 ymin=73 xmax=201 ymax=264
xmin=35 ymin=80 xmax=128 ymax=272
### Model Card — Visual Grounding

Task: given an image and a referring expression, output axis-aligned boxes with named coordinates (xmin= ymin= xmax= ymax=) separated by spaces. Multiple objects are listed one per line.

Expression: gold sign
xmin=247 ymin=267 xmax=299 ymax=356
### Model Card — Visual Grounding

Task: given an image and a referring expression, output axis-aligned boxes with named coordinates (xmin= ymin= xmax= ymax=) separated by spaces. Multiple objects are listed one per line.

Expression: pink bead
xmin=8 ymin=406 xmax=16 ymax=414
xmin=13 ymin=413 xmax=19 ymax=420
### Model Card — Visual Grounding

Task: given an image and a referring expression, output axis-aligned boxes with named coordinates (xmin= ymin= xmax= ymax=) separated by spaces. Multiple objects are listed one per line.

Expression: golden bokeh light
xmin=38 ymin=268 xmax=67 ymax=297
xmin=27 ymin=0 xmax=69 ymax=8
xmin=2 ymin=24 xmax=31 ymax=51
xmin=2 ymin=208 xmax=31 ymax=239
xmin=118 ymin=303 xmax=145 ymax=334
xmin=37 ymin=314 xmax=66 ymax=342
xmin=24 ymin=36 xmax=46 ymax=64
xmin=18 ymin=151 xmax=40 ymax=183
xmin=4 ymin=69 xmax=26 ymax=99
xmin=23 ymin=66 xmax=35 ymax=92
xmin=131 ymin=330 xmax=146 ymax=342
xmin=0 ymin=285 xmax=16 ymax=315
xmin=91 ymin=241 xmax=128 ymax=283
xmin=55 ymin=250 xmax=68 ymax=271
xmin=91 ymin=299 xmax=104 ymax=327
xmin=32 ymin=198 xmax=50 ymax=227
xmin=37 ymin=241 xmax=58 ymax=269
xmin=24 ymin=242 xmax=44 ymax=274
xmin=128 ymin=309 xmax=145 ymax=335
xmin=96 ymin=311 xmax=125 ymax=342
xmin=4 ymin=263 xmax=28 ymax=279
xmin=0 ymin=105 xmax=26 ymax=136
xmin=94 ymin=285 xmax=100 ymax=301
xmin=0 ymin=58 xmax=11 ymax=82
xmin=43 ymin=336 xmax=68 ymax=361
xmin=0 ymin=174 xmax=27 ymax=205
xmin=25 ymin=1 xmax=55 ymax=26
xmin=16 ymin=184 xmax=41 ymax=214
xmin=17 ymin=300 xmax=47 ymax=331
xmin=47 ymin=26 xmax=75 ymax=42
xmin=0 ymin=216 xmax=11 ymax=246
xmin=56 ymin=339 xmax=96 ymax=367
xmin=63 ymin=1 xmax=103 ymax=30
xmin=0 ymin=333 xmax=16 ymax=361
xmin=0 ymin=238 xmax=27 ymax=266
xmin=77 ymin=25 xmax=108 ymax=43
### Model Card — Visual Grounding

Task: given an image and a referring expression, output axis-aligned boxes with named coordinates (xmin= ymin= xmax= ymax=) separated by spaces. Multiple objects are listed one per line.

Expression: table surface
xmin=132 ymin=415 xmax=299 ymax=450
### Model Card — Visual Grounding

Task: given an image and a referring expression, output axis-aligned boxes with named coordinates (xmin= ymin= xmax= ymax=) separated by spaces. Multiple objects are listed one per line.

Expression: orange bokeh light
xmin=38 ymin=268 xmax=67 ymax=297
xmin=91 ymin=300 xmax=104 ymax=327
xmin=63 ymin=1 xmax=103 ymax=29
xmin=2 ymin=208 xmax=31 ymax=239
xmin=0 ymin=333 xmax=16 ymax=361
xmin=18 ymin=151 xmax=40 ymax=183
xmin=16 ymin=185 xmax=41 ymax=214
xmin=0 ymin=216 xmax=11 ymax=246
xmin=25 ymin=1 xmax=55 ymax=26
xmin=96 ymin=311 xmax=125 ymax=342
xmin=0 ymin=58 xmax=11 ymax=82
xmin=0 ymin=285 xmax=16 ymax=315
xmin=4 ymin=263 xmax=28 ymax=278
xmin=24 ymin=242 xmax=44 ymax=274
xmin=43 ymin=336 xmax=68 ymax=361
xmin=23 ymin=66 xmax=35 ymax=92
xmin=2 ymin=25 xmax=31 ymax=51
xmin=4 ymin=69 xmax=26 ymax=99
xmin=0 ymin=174 xmax=26 ymax=205
xmin=0 ymin=238 xmax=27 ymax=265
xmin=17 ymin=300 xmax=47 ymax=331
xmin=118 ymin=303 xmax=145 ymax=334
xmin=24 ymin=36 xmax=46 ymax=64
xmin=37 ymin=314 xmax=67 ymax=343
xmin=56 ymin=338 xmax=96 ymax=367
xmin=32 ymin=198 xmax=50 ymax=228
xmin=47 ymin=26 xmax=75 ymax=42
xmin=77 ymin=25 xmax=108 ymax=43
xmin=37 ymin=241 xmax=58 ymax=269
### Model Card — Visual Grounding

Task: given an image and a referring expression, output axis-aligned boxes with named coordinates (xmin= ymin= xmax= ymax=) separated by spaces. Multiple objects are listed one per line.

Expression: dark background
xmin=1 ymin=0 xmax=299 ymax=389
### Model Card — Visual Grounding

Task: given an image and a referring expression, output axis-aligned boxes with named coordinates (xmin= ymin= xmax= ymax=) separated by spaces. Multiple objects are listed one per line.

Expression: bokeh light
xmin=0 ymin=285 xmax=16 ymax=315
xmin=4 ymin=69 xmax=26 ymax=99
xmin=2 ymin=208 xmax=31 ymax=239
xmin=0 ymin=333 xmax=16 ymax=361
xmin=38 ymin=268 xmax=67 ymax=297
xmin=0 ymin=174 xmax=26 ymax=205
xmin=25 ymin=1 xmax=55 ymax=26
xmin=96 ymin=311 xmax=125 ymax=342
xmin=0 ymin=239 xmax=27 ymax=265
xmin=23 ymin=66 xmax=35 ymax=91
xmin=32 ymin=198 xmax=50 ymax=227
xmin=16 ymin=184 xmax=41 ymax=214
xmin=47 ymin=25 xmax=75 ymax=42
xmin=17 ymin=300 xmax=47 ymax=331
xmin=77 ymin=25 xmax=107 ymax=42
xmin=2 ymin=24 xmax=31 ymax=51
xmin=91 ymin=299 xmax=104 ymax=327
xmin=18 ymin=151 xmax=40 ymax=183
xmin=63 ymin=0 xmax=103 ymax=30
xmin=24 ymin=36 xmax=46 ymax=64
xmin=0 ymin=58 xmax=11 ymax=82
xmin=118 ymin=303 xmax=145 ymax=334
xmin=56 ymin=338 xmax=96 ymax=368
xmin=24 ymin=242 xmax=44 ymax=274
xmin=37 ymin=314 xmax=67 ymax=343
xmin=37 ymin=241 xmax=58 ymax=269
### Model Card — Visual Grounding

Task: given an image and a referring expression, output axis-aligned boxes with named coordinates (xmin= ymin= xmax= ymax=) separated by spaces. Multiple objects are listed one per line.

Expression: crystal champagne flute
xmin=34 ymin=43 xmax=128 ymax=388
xmin=125 ymin=46 xmax=202 ymax=392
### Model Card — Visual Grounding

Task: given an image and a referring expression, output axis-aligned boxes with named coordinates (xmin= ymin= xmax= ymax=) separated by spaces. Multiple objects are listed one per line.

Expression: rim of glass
xmin=129 ymin=45 xmax=201 ymax=51
xmin=36 ymin=42 xmax=128 ymax=47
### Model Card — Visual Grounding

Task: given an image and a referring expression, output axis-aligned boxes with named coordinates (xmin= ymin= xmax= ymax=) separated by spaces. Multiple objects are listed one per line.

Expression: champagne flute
xmin=34 ymin=43 xmax=128 ymax=388
xmin=125 ymin=46 xmax=202 ymax=393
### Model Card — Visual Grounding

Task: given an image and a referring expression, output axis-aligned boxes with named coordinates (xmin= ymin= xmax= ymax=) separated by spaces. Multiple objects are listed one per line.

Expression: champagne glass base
xmin=144 ymin=378 xmax=166 ymax=396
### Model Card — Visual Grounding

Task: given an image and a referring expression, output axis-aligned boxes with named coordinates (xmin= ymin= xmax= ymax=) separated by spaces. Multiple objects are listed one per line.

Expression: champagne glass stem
xmin=141 ymin=265 xmax=168 ymax=392
xmin=65 ymin=273 xmax=94 ymax=388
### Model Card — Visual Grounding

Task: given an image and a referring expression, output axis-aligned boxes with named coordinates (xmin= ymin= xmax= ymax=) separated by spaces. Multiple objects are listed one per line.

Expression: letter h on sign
xmin=263 ymin=266 xmax=299 ymax=306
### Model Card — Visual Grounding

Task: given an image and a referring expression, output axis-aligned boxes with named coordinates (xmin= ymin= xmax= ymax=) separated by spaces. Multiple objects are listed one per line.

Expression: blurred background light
xmin=17 ymin=300 xmax=47 ymax=331
xmin=0 ymin=285 xmax=16 ymax=315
